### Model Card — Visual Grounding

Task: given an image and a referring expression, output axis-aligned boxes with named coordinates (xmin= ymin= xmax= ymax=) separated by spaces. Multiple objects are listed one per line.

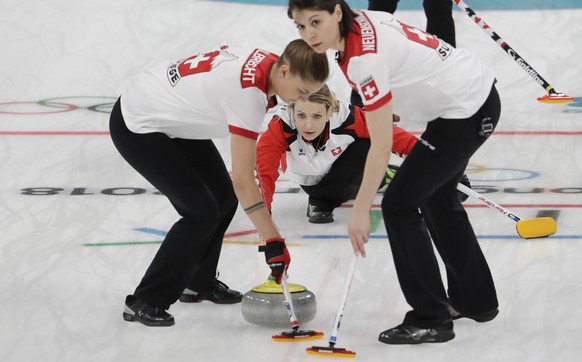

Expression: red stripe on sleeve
xmin=229 ymin=125 xmax=259 ymax=140
xmin=364 ymin=91 xmax=392 ymax=112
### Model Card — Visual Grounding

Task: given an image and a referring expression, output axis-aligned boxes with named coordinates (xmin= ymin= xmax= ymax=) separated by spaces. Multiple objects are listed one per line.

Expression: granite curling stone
xmin=241 ymin=279 xmax=317 ymax=327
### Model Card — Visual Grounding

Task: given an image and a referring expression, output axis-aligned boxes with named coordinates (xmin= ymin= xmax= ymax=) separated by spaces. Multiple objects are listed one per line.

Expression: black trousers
xmin=368 ymin=0 xmax=456 ymax=46
xmin=301 ymin=139 xmax=370 ymax=211
xmin=109 ymin=99 xmax=238 ymax=310
xmin=381 ymin=86 xmax=500 ymax=328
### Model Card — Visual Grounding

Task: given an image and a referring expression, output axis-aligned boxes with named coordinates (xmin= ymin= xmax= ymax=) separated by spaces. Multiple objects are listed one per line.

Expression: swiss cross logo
xmin=360 ymin=76 xmax=379 ymax=101
xmin=178 ymin=49 xmax=237 ymax=76
xmin=167 ymin=48 xmax=238 ymax=87
xmin=331 ymin=146 xmax=343 ymax=157
xmin=183 ymin=54 xmax=211 ymax=70
xmin=398 ymin=21 xmax=439 ymax=49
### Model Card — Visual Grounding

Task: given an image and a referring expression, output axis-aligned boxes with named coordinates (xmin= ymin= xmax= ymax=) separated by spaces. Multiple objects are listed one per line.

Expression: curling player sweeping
xmin=259 ymin=239 xmax=324 ymax=341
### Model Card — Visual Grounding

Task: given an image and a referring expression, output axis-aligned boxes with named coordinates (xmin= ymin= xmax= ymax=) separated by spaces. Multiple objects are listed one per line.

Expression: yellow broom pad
xmin=516 ymin=217 xmax=557 ymax=239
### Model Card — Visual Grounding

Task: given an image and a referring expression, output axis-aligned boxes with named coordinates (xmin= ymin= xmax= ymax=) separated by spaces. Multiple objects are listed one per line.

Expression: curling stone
xmin=241 ymin=278 xmax=316 ymax=327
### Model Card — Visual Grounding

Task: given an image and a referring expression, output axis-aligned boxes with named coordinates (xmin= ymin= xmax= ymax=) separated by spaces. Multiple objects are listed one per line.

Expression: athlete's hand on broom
xmin=259 ymin=237 xmax=290 ymax=284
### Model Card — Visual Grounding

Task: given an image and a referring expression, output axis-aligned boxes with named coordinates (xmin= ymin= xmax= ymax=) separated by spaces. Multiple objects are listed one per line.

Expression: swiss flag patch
xmin=331 ymin=146 xmax=343 ymax=157
xmin=360 ymin=77 xmax=379 ymax=101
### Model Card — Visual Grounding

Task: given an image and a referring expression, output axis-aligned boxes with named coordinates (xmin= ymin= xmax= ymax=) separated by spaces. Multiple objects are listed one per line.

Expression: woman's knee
xmin=173 ymin=193 xmax=221 ymax=226
xmin=382 ymin=189 xmax=410 ymax=220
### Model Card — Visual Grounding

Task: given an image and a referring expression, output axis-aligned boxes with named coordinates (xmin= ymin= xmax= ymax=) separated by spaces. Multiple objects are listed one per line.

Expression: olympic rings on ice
xmin=466 ymin=164 xmax=540 ymax=181
xmin=0 ymin=96 xmax=117 ymax=115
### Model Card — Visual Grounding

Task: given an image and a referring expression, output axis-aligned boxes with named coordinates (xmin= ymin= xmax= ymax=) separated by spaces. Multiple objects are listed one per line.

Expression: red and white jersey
xmin=256 ymin=99 xmax=418 ymax=211
xmin=120 ymin=45 xmax=278 ymax=140
xmin=339 ymin=10 xmax=496 ymax=123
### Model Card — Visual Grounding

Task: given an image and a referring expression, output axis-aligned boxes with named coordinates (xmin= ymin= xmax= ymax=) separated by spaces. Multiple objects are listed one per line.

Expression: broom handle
xmin=329 ymin=253 xmax=358 ymax=346
xmin=457 ymin=182 xmax=522 ymax=222
xmin=281 ymin=275 xmax=300 ymax=329
xmin=453 ymin=0 xmax=556 ymax=94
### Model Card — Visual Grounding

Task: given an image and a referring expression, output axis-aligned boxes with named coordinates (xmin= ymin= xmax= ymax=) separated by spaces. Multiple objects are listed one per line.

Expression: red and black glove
xmin=258 ymin=237 xmax=290 ymax=284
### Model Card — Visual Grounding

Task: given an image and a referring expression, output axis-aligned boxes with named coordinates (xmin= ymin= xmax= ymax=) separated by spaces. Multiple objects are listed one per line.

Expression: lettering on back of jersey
xmin=167 ymin=48 xmax=238 ymax=87
xmin=241 ymin=49 xmax=272 ymax=88
xmin=354 ymin=10 xmax=377 ymax=54
xmin=435 ymin=41 xmax=453 ymax=60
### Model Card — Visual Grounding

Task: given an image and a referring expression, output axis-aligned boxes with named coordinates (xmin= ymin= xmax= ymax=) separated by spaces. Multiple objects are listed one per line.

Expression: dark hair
xmin=278 ymin=39 xmax=329 ymax=83
xmin=287 ymin=0 xmax=357 ymax=39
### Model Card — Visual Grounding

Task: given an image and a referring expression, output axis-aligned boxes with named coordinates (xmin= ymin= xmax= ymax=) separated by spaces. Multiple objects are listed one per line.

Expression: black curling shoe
xmin=123 ymin=295 xmax=175 ymax=327
xmin=179 ymin=280 xmax=242 ymax=304
xmin=306 ymin=204 xmax=334 ymax=224
xmin=378 ymin=323 xmax=455 ymax=345
xmin=448 ymin=303 xmax=499 ymax=322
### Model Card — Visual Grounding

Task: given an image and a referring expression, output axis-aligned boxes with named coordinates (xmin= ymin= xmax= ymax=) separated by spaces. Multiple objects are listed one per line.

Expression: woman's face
xmin=291 ymin=6 xmax=342 ymax=53
xmin=293 ymin=100 xmax=330 ymax=141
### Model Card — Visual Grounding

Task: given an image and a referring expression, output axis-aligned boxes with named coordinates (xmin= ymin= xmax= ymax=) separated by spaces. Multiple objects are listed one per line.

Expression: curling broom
xmin=457 ymin=183 xmax=557 ymax=239
xmin=272 ymin=274 xmax=324 ymax=342
xmin=454 ymin=0 xmax=573 ymax=104
xmin=306 ymin=254 xmax=358 ymax=358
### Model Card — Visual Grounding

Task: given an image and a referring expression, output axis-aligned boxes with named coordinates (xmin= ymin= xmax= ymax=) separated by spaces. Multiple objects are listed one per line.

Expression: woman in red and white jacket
xmin=256 ymin=84 xmax=417 ymax=223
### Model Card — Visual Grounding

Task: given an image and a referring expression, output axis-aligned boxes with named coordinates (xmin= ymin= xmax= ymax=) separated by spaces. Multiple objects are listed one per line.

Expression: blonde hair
xmin=278 ymin=39 xmax=329 ymax=83
xmin=289 ymin=84 xmax=339 ymax=112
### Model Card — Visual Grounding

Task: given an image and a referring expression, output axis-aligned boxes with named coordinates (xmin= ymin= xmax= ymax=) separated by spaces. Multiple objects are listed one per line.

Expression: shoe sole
xmin=179 ymin=295 xmax=242 ymax=304
xmin=308 ymin=217 xmax=334 ymax=224
xmin=453 ymin=309 xmax=499 ymax=323
xmin=378 ymin=331 xmax=455 ymax=345
xmin=122 ymin=312 xmax=175 ymax=327
xmin=468 ymin=309 xmax=499 ymax=322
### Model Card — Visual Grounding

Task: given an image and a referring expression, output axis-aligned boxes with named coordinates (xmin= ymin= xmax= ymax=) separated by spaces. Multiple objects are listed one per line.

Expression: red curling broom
xmin=272 ymin=274 xmax=324 ymax=342
xmin=454 ymin=0 xmax=574 ymax=104
xmin=306 ymin=254 xmax=358 ymax=358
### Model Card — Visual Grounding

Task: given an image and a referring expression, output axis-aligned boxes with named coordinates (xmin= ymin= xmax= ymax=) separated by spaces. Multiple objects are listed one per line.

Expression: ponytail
xmin=278 ymin=39 xmax=329 ymax=83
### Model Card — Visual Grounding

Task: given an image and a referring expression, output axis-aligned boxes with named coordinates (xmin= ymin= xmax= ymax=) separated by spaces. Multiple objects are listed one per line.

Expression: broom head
xmin=272 ymin=329 xmax=324 ymax=342
xmin=516 ymin=217 xmax=557 ymax=239
xmin=306 ymin=345 xmax=356 ymax=358
xmin=537 ymin=92 xmax=574 ymax=104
